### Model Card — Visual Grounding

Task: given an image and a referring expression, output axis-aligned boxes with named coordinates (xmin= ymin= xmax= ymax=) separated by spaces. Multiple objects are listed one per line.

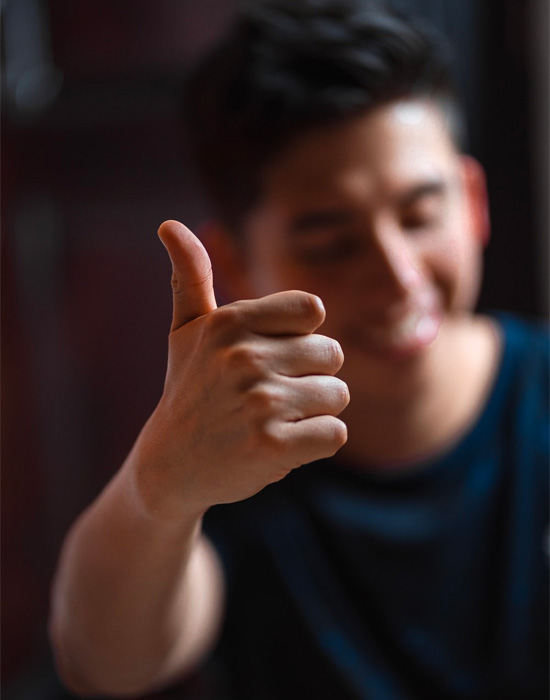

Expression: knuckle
xmin=291 ymin=290 xmax=324 ymax=321
xmin=323 ymin=377 xmax=349 ymax=410
xmin=336 ymin=379 xmax=351 ymax=408
xmin=225 ymin=343 xmax=265 ymax=375
xmin=201 ymin=304 xmax=246 ymax=344
xmin=262 ymin=421 xmax=285 ymax=450
xmin=247 ymin=384 xmax=282 ymax=415
xmin=211 ymin=304 xmax=238 ymax=330
xmin=324 ymin=338 xmax=344 ymax=370
xmin=251 ymin=419 xmax=286 ymax=457
xmin=328 ymin=419 xmax=348 ymax=451
xmin=304 ymin=292 xmax=324 ymax=320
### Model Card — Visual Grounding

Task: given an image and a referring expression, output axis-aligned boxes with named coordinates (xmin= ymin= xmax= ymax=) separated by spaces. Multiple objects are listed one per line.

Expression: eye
xmin=401 ymin=214 xmax=437 ymax=231
xmin=291 ymin=234 xmax=364 ymax=264
xmin=401 ymin=194 xmax=445 ymax=233
xmin=401 ymin=208 xmax=442 ymax=233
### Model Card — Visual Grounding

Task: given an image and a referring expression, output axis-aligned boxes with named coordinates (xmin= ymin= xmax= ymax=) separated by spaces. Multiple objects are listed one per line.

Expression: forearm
xmin=49 ymin=438 xmax=224 ymax=697
xmin=48 ymin=222 xmax=349 ymax=696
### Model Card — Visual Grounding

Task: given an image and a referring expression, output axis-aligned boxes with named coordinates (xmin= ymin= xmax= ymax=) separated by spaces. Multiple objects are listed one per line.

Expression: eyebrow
xmin=398 ymin=179 xmax=448 ymax=208
xmin=291 ymin=209 xmax=356 ymax=235
xmin=289 ymin=178 xmax=449 ymax=235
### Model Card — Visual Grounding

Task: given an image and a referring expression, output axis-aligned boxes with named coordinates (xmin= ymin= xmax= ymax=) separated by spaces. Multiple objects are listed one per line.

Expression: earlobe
xmin=460 ymin=155 xmax=491 ymax=247
xmin=197 ymin=220 xmax=254 ymax=302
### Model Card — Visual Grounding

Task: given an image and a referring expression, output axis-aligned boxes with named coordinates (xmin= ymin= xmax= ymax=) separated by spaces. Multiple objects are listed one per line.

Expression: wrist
xmin=123 ymin=416 xmax=210 ymax=529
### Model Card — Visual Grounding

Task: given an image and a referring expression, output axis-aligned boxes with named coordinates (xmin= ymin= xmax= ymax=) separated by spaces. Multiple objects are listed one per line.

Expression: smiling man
xmin=223 ymin=98 xmax=494 ymax=468
xmin=50 ymin=1 xmax=549 ymax=698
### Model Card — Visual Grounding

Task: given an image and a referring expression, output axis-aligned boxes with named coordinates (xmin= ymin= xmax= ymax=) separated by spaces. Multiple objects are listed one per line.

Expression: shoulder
xmin=495 ymin=312 xmax=549 ymax=357
xmin=487 ymin=312 xmax=549 ymax=391
xmin=455 ymin=313 xmax=549 ymax=476
xmin=485 ymin=312 xmax=549 ymax=469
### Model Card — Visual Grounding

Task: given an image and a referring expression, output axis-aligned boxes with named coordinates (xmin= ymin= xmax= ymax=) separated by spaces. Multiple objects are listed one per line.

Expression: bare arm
xmin=49 ymin=221 xmax=348 ymax=696
xmin=50 ymin=446 xmax=225 ymax=696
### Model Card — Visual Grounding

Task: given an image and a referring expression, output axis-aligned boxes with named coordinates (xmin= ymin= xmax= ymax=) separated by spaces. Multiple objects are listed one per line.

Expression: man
xmin=49 ymin=1 xmax=549 ymax=698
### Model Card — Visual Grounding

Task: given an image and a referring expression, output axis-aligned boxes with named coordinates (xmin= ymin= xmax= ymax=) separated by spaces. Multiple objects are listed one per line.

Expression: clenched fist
xmin=134 ymin=220 xmax=349 ymax=521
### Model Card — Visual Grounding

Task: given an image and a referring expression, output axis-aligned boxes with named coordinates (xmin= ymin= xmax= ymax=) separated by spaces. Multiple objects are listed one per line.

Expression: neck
xmin=338 ymin=315 xmax=501 ymax=472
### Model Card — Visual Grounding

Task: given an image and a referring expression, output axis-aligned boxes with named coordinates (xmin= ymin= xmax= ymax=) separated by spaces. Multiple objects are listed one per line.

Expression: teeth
xmin=415 ymin=315 xmax=439 ymax=343
xmin=362 ymin=299 xmax=441 ymax=353
xmin=390 ymin=310 xmax=423 ymax=344
xmin=386 ymin=309 xmax=440 ymax=348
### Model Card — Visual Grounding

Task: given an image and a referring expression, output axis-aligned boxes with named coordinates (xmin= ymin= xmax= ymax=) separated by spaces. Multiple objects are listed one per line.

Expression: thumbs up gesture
xmin=136 ymin=220 xmax=349 ymax=521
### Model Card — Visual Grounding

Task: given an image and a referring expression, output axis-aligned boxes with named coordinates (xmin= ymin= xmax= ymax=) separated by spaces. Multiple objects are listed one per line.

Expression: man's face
xmin=223 ymin=99 xmax=487 ymax=399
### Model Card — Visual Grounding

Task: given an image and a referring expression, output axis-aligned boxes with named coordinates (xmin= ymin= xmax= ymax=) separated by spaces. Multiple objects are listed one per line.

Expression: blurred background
xmin=2 ymin=0 xmax=548 ymax=697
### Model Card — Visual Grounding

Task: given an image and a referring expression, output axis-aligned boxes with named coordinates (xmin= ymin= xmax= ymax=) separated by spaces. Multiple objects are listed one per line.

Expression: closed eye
xmin=290 ymin=233 xmax=364 ymax=264
xmin=399 ymin=182 xmax=448 ymax=232
xmin=290 ymin=208 xmax=355 ymax=234
xmin=401 ymin=211 xmax=442 ymax=231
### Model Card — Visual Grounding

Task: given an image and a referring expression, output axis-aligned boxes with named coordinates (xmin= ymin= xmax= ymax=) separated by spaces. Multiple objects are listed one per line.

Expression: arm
xmin=49 ymin=221 xmax=349 ymax=697
xmin=49 ymin=447 xmax=224 ymax=697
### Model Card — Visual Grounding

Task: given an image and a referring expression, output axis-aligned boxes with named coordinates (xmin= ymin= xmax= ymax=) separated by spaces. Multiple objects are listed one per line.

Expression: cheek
xmin=426 ymin=235 xmax=482 ymax=312
xmin=456 ymin=244 xmax=483 ymax=311
xmin=248 ymin=249 xmax=346 ymax=299
xmin=243 ymin=247 xmax=292 ymax=297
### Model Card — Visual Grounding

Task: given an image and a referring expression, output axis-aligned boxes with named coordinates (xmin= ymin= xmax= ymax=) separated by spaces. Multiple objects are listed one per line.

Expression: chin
xmin=335 ymin=317 xmax=446 ymax=404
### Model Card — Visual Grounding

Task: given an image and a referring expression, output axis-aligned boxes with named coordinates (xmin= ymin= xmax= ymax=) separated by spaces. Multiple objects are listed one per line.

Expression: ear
xmin=197 ymin=219 xmax=255 ymax=302
xmin=460 ymin=155 xmax=491 ymax=247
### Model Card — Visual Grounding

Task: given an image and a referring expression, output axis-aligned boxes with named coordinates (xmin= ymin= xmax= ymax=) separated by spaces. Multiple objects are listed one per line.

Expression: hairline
xmin=223 ymin=91 xmax=465 ymax=240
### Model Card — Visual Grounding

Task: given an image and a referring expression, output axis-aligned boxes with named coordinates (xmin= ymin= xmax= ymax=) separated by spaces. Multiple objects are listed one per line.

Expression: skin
xmin=207 ymin=98 xmax=498 ymax=466
xmin=50 ymin=230 xmax=348 ymax=695
xmin=49 ymin=98 xmax=499 ymax=695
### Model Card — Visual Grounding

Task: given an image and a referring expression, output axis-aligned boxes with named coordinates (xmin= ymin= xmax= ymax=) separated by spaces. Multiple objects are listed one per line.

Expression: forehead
xmin=256 ymin=99 xmax=460 ymax=210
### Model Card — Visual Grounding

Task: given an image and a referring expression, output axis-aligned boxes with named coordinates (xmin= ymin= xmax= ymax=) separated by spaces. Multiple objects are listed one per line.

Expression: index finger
xmin=223 ymin=290 xmax=326 ymax=337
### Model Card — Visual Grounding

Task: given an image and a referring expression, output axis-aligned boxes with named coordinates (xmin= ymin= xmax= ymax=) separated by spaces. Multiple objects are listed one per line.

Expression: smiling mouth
xmin=348 ymin=303 xmax=443 ymax=360
xmin=388 ymin=307 xmax=441 ymax=346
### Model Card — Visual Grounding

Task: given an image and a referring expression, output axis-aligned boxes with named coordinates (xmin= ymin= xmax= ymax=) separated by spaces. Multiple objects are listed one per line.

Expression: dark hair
xmin=183 ymin=0 xmax=463 ymax=231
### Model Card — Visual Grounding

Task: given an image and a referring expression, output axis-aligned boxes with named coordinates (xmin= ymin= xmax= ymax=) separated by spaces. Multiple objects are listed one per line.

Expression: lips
xmin=347 ymin=294 xmax=443 ymax=360
xmin=388 ymin=307 xmax=441 ymax=347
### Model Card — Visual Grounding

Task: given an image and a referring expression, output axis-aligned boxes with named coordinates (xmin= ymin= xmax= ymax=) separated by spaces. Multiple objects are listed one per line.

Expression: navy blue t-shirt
xmin=201 ymin=315 xmax=549 ymax=699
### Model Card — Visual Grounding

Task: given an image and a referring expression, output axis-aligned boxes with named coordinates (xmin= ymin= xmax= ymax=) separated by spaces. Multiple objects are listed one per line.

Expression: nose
xmin=362 ymin=221 xmax=422 ymax=302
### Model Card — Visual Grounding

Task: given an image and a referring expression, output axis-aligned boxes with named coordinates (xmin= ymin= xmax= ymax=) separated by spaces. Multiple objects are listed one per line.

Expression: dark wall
xmin=1 ymin=0 xmax=547 ymax=695
xmin=402 ymin=0 xmax=548 ymax=317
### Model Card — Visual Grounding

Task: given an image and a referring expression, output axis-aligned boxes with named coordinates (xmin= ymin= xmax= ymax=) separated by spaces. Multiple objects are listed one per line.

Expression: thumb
xmin=158 ymin=220 xmax=217 ymax=331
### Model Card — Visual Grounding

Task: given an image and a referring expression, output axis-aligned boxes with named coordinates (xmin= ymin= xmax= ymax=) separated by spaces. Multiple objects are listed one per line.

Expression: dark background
xmin=2 ymin=0 xmax=548 ymax=697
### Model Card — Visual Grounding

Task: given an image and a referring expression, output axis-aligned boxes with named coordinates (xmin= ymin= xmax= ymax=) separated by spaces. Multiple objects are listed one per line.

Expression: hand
xmin=135 ymin=220 xmax=349 ymax=519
